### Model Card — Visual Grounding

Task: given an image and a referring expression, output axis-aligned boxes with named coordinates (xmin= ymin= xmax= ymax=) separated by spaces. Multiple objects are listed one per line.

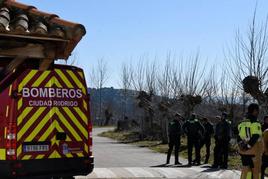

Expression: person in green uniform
xmin=166 ymin=114 xmax=183 ymax=165
xmin=212 ymin=112 xmax=232 ymax=169
xmin=182 ymin=114 xmax=205 ymax=166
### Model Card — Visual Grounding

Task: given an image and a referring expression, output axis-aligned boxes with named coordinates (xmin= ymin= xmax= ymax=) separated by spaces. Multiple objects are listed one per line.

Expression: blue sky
xmin=21 ymin=0 xmax=268 ymax=88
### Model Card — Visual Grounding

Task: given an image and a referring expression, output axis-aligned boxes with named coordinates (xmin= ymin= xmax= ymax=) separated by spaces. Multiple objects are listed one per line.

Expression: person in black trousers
xmin=261 ymin=116 xmax=268 ymax=179
xmin=201 ymin=117 xmax=214 ymax=164
xmin=183 ymin=114 xmax=205 ymax=166
xmin=212 ymin=112 xmax=231 ymax=169
xmin=166 ymin=114 xmax=183 ymax=165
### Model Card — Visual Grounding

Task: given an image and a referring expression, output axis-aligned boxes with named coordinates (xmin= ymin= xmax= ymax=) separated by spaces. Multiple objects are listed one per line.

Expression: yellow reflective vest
xmin=238 ymin=119 xmax=262 ymax=142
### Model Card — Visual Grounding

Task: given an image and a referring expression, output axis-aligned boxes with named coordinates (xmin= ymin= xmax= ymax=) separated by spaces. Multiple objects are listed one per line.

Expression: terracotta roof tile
xmin=0 ymin=0 xmax=86 ymax=59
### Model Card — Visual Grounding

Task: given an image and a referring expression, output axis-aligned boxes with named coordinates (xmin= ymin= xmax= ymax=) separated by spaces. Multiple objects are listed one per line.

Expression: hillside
xmin=89 ymin=87 xmax=138 ymax=125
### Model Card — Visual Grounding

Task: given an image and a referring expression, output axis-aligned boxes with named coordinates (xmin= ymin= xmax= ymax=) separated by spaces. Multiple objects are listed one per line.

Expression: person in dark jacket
xmin=201 ymin=117 xmax=214 ymax=164
xmin=182 ymin=114 xmax=205 ymax=166
xmin=166 ymin=113 xmax=182 ymax=165
xmin=211 ymin=112 xmax=232 ymax=169
xmin=262 ymin=115 xmax=268 ymax=132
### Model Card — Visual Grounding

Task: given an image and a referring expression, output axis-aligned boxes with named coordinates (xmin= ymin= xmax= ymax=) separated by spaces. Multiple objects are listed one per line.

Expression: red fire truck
xmin=0 ymin=0 xmax=94 ymax=178
xmin=0 ymin=64 xmax=94 ymax=178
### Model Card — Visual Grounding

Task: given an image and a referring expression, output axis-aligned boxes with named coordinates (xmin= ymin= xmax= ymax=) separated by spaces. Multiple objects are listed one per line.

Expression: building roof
xmin=0 ymin=0 xmax=86 ymax=60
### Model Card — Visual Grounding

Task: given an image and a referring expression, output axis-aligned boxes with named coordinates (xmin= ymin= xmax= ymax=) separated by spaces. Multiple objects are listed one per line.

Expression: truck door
xmin=53 ymin=68 xmax=88 ymax=159
xmin=16 ymin=69 xmax=53 ymax=160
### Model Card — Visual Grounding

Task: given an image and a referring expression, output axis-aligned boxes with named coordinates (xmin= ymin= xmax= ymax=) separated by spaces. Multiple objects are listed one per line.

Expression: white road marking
xmin=199 ymin=169 xmax=241 ymax=179
xmin=93 ymin=168 xmax=117 ymax=178
xmin=189 ymin=166 xmax=207 ymax=173
xmin=84 ymin=167 xmax=242 ymax=178
xmin=207 ymin=171 xmax=224 ymax=178
xmin=156 ymin=168 xmax=188 ymax=178
xmin=125 ymin=167 xmax=156 ymax=177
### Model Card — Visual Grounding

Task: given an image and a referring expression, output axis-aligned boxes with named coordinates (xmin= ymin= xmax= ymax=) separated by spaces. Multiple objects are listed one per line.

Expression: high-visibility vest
xmin=238 ymin=119 xmax=262 ymax=142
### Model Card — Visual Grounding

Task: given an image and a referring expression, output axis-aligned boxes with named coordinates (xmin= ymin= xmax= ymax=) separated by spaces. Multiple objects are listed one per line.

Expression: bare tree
xmin=156 ymin=53 xmax=182 ymax=143
xmin=90 ymin=58 xmax=109 ymax=125
xmin=131 ymin=58 xmax=146 ymax=91
xmin=145 ymin=59 xmax=157 ymax=94
xmin=180 ymin=54 xmax=209 ymax=118
xmin=157 ymin=53 xmax=173 ymax=98
xmin=170 ymin=59 xmax=183 ymax=100
xmin=227 ymin=9 xmax=268 ymax=115
xmin=132 ymin=57 xmax=157 ymax=138
xmin=217 ymin=69 xmax=240 ymax=119
xmin=157 ymin=55 xmax=173 ymax=143
xmin=203 ymin=65 xmax=218 ymax=103
xmin=120 ymin=62 xmax=133 ymax=120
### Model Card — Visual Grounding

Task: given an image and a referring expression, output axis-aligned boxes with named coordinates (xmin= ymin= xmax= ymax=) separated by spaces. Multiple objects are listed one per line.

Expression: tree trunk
xmin=99 ymin=88 xmax=102 ymax=125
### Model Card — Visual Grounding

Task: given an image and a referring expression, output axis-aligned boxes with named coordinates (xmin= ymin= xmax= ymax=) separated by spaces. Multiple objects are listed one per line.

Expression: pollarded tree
xmin=120 ymin=62 xmax=133 ymax=120
xmin=180 ymin=54 xmax=209 ymax=119
xmin=227 ymin=10 xmax=268 ymax=116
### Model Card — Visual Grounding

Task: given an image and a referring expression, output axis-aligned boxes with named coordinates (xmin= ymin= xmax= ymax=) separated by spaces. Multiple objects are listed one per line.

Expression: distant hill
xmin=88 ymin=87 xmax=245 ymax=127
xmin=88 ymin=87 xmax=138 ymax=125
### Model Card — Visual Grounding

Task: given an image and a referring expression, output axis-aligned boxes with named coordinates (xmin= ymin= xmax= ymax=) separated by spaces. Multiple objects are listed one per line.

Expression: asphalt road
xmin=93 ymin=127 xmax=172 ymax=167
xmin=76 ymin=127 xmax=241 ymax=179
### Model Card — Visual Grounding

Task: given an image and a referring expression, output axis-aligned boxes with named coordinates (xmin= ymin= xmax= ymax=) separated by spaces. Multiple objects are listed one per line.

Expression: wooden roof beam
xmin=0 ymin=43 xmax=52 ymax=59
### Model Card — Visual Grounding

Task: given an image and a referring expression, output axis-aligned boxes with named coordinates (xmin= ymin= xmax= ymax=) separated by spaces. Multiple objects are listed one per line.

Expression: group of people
xmin=166 ymin=103 xmax=268 ymax=179
xmin=166 ymin=111 xmax=231 ymax=168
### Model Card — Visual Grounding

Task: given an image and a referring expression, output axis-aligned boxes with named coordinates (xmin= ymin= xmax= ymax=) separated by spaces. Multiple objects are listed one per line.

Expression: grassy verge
xmin=99 ymin=130 xmax=242 ymax=170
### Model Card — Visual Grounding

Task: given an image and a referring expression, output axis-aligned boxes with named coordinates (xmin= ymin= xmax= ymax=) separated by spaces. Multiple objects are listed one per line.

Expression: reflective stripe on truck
xmin=15 ymin=68 xmax=89 ymax=160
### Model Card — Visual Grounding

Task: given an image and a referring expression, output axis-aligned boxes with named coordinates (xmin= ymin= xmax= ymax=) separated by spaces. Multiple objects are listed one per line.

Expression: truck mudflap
xmin=0 ymin=156 xmax=94 ymax=178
